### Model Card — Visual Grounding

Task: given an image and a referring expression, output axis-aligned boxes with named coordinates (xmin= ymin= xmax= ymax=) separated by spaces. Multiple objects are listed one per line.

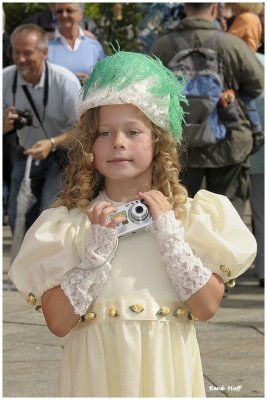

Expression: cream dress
xmin=9 ymin=190 xmax=256 ymax=397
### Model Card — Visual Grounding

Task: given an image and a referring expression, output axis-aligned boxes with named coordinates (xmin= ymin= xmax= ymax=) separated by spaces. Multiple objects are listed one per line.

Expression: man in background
xmin=3 ymin=24 xmax=81 ymax=233
xmin=150 ymin=3 xmax=264 ymax=217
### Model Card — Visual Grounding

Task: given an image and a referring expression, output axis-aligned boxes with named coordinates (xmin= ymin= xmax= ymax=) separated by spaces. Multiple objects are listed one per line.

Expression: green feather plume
xmin=82 ymin=51 xmax=187 ymax=140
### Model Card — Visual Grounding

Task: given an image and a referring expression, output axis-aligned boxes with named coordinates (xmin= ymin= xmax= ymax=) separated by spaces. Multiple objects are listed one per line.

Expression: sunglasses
xmin=55 ymin=9 xmax=79 ymax=15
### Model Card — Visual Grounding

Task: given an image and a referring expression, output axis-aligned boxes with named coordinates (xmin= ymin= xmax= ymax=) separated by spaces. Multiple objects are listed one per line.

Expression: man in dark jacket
xmin=150 ymin=3 xmax=264 ymax=217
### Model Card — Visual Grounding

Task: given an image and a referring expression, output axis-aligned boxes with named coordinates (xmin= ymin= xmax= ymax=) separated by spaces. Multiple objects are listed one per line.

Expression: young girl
xmin=9 ymin=51 xmax=256 ymax=397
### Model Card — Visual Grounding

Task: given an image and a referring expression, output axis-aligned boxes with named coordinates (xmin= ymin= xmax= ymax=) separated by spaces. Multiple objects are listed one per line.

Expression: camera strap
xmin=12 ymin=62 xmax=49 ymax=139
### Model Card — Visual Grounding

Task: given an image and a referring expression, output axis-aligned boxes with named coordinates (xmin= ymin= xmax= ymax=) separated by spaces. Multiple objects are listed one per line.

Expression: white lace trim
xmin=61 ymin=224 xmax=118 ymax=316
xmin=147 ymin=211 xmax=212 ymax=302
xmin=81 ymin=224 xmax=118 ymax=270
xmin=61 ymin=264 xmax=111 ymax=316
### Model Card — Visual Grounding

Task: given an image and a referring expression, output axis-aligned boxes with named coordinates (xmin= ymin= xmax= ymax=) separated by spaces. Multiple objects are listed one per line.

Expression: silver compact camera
xmin=109 ymin=200 xmax=152 ymax=237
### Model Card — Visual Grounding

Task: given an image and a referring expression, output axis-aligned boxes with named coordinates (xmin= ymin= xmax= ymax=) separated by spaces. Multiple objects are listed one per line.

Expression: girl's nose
xmin=112 ymin=132 xmax=125 ymax=149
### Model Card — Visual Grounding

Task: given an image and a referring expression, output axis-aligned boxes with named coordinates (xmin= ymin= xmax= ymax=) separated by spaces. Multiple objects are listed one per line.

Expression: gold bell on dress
xmin=27 ymin=292 xmax=36 ymax=306
xmin=173 ymin=307 xmax=186 ymax=317
xmin=107 ymin=307 xmax=120 ymax=317
xmin=84 ymin=312 xmax=97 ymax=321
xmin=226 ymin=279 xmax=236 ymax=288
xmin=129 ymin=304 xmax=144 ymax=313
xmin=157 ymin=307 xmax=171 ymax=316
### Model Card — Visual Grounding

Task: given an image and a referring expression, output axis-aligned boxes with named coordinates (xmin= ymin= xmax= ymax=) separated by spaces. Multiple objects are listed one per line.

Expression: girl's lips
xmin=108 ymin=159 xmax=131 ymax=164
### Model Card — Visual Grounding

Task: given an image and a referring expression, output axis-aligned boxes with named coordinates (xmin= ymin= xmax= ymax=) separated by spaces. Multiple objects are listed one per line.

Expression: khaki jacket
xmin=150 ymin=18 xmax=264 ymax=167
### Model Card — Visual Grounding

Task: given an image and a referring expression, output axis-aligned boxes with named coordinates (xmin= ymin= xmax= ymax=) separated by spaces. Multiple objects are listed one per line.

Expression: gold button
xmin=188 ymin=311 xmax=198 ymax=321
xmin=107 ymin=307 xmax=120 ymax=317
xmin=173 ymin=307 xmax=186 ymax=317
xmin=129 ymin=304 xmax=144 ymax=313
xmin=84 ymin=312 xmax=97 ymax=321
xmin=226 ymin=279 xmax=236 ymax=288
xmin=220 ymin=265 xmax=231 ymax=276
xmin=157 ymin=306 xmax=171 ymax=316
xmin=27 ymin=293 xmax=36 ymax=306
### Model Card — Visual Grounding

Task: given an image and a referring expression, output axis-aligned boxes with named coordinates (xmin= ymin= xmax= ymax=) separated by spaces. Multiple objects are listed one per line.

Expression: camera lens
xmin=14 ymin=117 xmax=28 ymax=130
xmin=135 ymin=206 xmax=144 ymax=214
xmin=130 ymin=203 xmax=149 ymax=222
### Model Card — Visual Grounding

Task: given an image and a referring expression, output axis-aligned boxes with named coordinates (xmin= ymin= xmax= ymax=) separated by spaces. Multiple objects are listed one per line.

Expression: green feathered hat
xmin=76 ymin=51 xmax=187 ymax=141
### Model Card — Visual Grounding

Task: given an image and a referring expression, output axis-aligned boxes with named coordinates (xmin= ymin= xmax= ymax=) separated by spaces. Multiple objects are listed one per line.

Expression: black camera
xmin=13 ymin=109 xmax=33 ymax=130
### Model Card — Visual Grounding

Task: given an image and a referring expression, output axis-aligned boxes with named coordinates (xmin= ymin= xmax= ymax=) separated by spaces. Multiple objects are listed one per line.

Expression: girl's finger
xmin=88 ymin=201 xmax=112 ymax=222
xmin=99 ymin=206 xmax=119 ymax=226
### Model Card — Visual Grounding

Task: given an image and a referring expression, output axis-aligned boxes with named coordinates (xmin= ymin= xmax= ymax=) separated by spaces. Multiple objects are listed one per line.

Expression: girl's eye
xmin=98 ymin=131 xmax=111 ymax=137
xmin=128 ymin=129 xmax=141 ymax=136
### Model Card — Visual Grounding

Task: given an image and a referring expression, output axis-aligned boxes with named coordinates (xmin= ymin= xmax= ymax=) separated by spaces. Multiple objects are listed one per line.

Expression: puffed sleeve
xmin=8 ymin=206 xmax=90 ymax=303
xmin=184 ymin=190 xmax=257 ymax=284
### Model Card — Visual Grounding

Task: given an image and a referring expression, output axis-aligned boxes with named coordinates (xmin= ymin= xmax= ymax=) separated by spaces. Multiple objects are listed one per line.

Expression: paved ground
xmin=3 ymin=202 xmax=264 ymax=397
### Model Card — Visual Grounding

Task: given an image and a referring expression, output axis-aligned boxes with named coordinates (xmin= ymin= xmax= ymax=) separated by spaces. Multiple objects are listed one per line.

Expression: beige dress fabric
xmin=9 ymin=190 xmax=257 ymax=397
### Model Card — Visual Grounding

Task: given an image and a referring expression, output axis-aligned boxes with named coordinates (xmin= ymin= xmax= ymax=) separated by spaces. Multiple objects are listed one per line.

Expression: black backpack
xmin=168 ymin=31 xmax=240 ymax=147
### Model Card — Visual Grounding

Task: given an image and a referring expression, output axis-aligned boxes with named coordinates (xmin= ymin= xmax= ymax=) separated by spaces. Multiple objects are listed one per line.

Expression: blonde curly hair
xmin=54 ymin=107 xmax=188 ymax=219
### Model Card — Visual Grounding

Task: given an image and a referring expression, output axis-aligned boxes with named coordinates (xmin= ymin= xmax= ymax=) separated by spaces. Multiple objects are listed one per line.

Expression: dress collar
xmin=98 ymin=191 xmax=126 ymax=207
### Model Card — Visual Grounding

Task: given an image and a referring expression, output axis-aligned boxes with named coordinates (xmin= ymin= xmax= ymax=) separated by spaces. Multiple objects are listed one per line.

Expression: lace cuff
xmin=80 ymin=224 xmax=118 ymax=270
xmin=61 ymin=224 xmax=118 ymax=316
xmin=61 ymin=264 xmax=111 ymax=316
xmin=147 ymin=211 xmax=212 ymax=302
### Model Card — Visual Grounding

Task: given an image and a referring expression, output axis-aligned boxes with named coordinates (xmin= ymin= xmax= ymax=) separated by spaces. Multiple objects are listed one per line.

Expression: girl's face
xmin=93 ymin=104 xmax=154 ymax=185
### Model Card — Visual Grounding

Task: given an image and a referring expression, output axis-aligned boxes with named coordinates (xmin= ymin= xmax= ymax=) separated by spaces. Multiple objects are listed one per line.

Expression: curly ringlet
xmin=53 ymin=107 xmax=188 ymax=218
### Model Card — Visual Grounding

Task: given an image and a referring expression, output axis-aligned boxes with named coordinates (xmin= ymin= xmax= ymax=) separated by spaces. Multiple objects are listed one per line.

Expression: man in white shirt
xmin=3 ymin=23 xmax=81 ymax=234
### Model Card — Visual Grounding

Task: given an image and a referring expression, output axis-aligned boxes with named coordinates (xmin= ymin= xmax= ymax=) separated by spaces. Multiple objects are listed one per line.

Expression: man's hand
xmin=24 ymin=139 xmax=53 ymax=160
xmin=76 ymin=72 xmax=89 ymax=84
xmin=3 ymin=106 xmax=19 ymax=134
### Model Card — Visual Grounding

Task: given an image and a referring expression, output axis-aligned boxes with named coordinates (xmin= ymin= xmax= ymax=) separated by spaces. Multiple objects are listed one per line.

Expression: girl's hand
xmin=138 ymin=190 xmax=172 ymax=220
xmin=87 ymin=201 xmax=124 ymax=229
